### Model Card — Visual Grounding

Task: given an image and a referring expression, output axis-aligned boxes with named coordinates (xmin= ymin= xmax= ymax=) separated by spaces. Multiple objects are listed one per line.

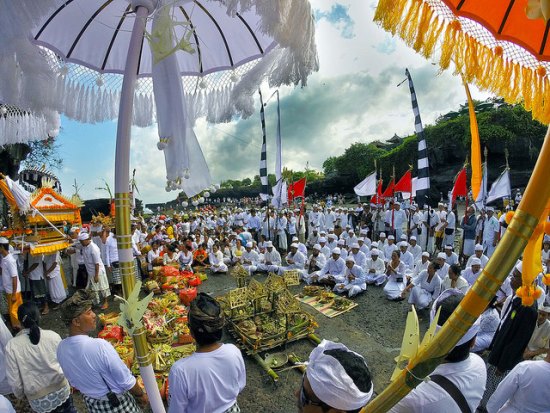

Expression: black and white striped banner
xmin=405 ymin=68 xmax=430 ymax=207
xmin=258 ymin=90 xmax=269 ymax=201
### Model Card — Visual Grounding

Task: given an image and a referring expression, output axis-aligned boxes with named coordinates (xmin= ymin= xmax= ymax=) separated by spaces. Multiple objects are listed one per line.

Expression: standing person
xmin=77 ymin=233 xmax=110 ymax=310
xmin=5 ymin=302 xmax=76 ymax=413
xmin=486 ymin=351 xmax=550 ymax=412
xmin=483 ymin=208 xmax=500 ymax=258
xmin=57 ymin=290 xmax=147 ymax=412
xmin=461 ymin=206 xmax=477 ymax=264
xmin=43 ymin=252 xmax=67 ymax=307
xmin=168 ymin=293 xmax=246 ymax=413
xmin=443 ymin=206 xmax=456 ymax=249
xmin=276 ymin=211 xmax=288 ymax=254
xmin=0 ymin=238 xmax=22 ymax=329
xmin=296 ymin=340 xmax=373 ymax=413
xmin=22 ymin=250 xmax=49 ymax=315
xmin=390 ymin=291 xmax=486 ymax=413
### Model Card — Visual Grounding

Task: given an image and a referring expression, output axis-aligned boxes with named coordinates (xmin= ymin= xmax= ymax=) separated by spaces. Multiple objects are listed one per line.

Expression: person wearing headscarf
xmin=390 ymin=290 xmax=486 ymax=412
xmin=5 ymin=302 xmax=75 ymax=412
xmin=168 ymin=293 xmax=245 ymax=413
xmin=297 ymin=339 xmax=373 ymax=413
xmin=56 ymin=290 xmax=147 ymax=412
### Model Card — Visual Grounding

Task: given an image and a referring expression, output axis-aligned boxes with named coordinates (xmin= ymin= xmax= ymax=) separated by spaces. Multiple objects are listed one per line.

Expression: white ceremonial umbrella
xmin=14 ymin=1 xmax=318 ymax=410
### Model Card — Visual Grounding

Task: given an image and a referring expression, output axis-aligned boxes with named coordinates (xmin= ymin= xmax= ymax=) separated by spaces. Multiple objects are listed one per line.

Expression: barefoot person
xmin=77 ymin=232 xmax=110 ymax=310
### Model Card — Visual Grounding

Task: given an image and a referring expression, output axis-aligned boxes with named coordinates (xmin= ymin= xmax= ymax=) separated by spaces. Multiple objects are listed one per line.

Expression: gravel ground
xmin=22 ymin=257 xmax=429 ymax=413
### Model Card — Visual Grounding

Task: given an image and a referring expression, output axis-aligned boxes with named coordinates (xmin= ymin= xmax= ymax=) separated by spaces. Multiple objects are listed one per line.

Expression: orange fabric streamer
xmin=464 ymin=82 xmax=482 ymax=200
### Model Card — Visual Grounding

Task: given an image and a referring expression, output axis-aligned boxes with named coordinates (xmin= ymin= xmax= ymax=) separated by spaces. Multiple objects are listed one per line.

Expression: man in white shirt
xmin=311 ymin=248 xmax=346 ymax=287
xmin=303 ymin=245 xmax=327 ymax=284
xmin=466 ymin=244 xmax=489 ymax=268
xmin=443 ymin=245 xmax=459 ymax=266
xmin=383 ymin=235 xmax=398 ymax=263
xmin=399 ymin=242 xmax=415 ymax=271
xmin=104 ymin=230 xmax=122 ymax=294
xmin=256 ymin=241 xmax=281 ymax=274
xmin=364 ymin=249 xmax=386 ymax=286
xmin=241 ymin=242 xmax=259 ymax=275
xmin=483 ymin=208 xmax=500 ymax=258
xmin=58 ymin=290 xmax=147 ymax=411
xmin=443 ymin=207 xmax=456 ymax=248
xmin=278 ymin=243 xmax=306 ymax=275
xmin=487 ymin=351 xmax=550 ymax=413
xmin=392 ymin=203 xmax=408 ymax=240
xmin=334 ymin=257 xmax=366 ymax=297
xmin=462 ymin=258 xmax=483 ymax=286
xmin=0 ymin=238 xmax=22 ymax=329
xmin=390 ymin=292 xmax=486 ymax=413
xmin=78 ymin=232 xmax=110 ymax=309
xmin=408 ymin=236 xmax=423 ymax=263
xmin=318 ymin=237 xmax=331 ymax=260
xmin=348 ymin=243 xmax=367 ymax=269
xmin=412 ymin=252 xmax=431 ymax=279
xmin=169 ymin=293 xmax=245 ymax=413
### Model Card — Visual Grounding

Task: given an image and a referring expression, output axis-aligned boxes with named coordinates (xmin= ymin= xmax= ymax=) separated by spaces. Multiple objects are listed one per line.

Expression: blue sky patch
xmin=315 ymin=4 xmax=355 ymax=39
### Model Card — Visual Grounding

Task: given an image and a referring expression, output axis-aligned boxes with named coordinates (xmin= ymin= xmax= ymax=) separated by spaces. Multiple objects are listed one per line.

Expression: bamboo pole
xmin=363 ymin=126 xmax=550 ymax=412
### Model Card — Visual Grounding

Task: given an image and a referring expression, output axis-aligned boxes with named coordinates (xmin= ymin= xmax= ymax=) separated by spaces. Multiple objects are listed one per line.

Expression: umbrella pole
xmin=114 ymin=5 xmax=166 ymax=413
xmin=363 ymin=126 xmax=550 ymax=411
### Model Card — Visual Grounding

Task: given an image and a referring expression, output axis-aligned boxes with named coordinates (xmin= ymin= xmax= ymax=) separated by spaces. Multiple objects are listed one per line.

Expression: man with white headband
xmin=390 ymin=290 xmax=486 ymax=412
xmin=297 ymin=340 xmax=373 ymax=413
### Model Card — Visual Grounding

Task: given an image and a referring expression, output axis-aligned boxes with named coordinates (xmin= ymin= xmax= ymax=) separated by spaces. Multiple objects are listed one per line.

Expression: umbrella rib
xmin=101 ymin=4 xmax=132 ymax=71
xmin=193 ymin=0 xmax=234 ymax=67
xmin=136 ymin=29 xmax=146 ymax=76
xmin=498 ymin=0 xmax=516 ymax=34
xmin=235 ymin=12 xmax=264 ymax=54
xmin=540 ymin=20 xmax=550 ymax=56
xmin=35 ymin=0 xmax=76 ymax=40
xmin=67 ymin=0 xmax=115 ymax=59
xmin=179 ymin=6 xmax=204 ymax=74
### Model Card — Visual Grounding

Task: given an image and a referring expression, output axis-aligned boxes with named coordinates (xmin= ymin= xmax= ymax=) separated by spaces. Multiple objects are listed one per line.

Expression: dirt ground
xmin=25 ymin=257 xmax=430 ymax=413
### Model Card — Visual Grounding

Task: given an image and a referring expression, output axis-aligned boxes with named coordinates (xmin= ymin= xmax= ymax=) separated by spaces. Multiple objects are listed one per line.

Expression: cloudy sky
xmin=54 ymin=0 xmax=488 ymax=204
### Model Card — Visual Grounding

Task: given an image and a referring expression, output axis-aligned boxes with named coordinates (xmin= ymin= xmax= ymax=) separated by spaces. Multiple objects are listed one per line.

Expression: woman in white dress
xmin=383 ymin=250 xmax=407 ymax=301
xmin=208 ymin=244 xmax=228 ymax=274
xmin=43 ymin=252 xmax=67 ymax=306
xmin=178 ymin=245 xmax=194 ymax=272
xmin=146 ymin=240 xmax=162 ymax=276
xmin=402 ymin=261 xmax=441 ymax=309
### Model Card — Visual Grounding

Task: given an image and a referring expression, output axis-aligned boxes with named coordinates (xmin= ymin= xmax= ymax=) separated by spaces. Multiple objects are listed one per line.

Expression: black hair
xmin=436 ymin=294 xmax=473 ymax=362
xmin=322 ymin=348 xmax=372 ymax=411
xmin=18 ymin=302 xmax=41 ymax=345
xmin=449 ymin=264 xmax=461 ymax=276
xmin=189 ymin=321 xmax=223 ymax=346
xmin=0 ymin=242 xmax=9 ymax=252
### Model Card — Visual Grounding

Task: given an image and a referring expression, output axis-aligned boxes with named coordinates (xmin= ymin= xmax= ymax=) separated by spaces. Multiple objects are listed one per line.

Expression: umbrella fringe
xmin=374 ymin=0 xmax=550 ymax=125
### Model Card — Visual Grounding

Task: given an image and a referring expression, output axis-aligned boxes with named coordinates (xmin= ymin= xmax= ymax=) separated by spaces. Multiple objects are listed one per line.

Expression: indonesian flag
xmin=450 ymin=168 xmax=467 ymax=206
xmin=394 ymin=170 xmax=412 ymax=193
xmin=382 ymin=178 xmax=395 ymax=198
xmin=288 ymin=178 xmax=306 ymax=202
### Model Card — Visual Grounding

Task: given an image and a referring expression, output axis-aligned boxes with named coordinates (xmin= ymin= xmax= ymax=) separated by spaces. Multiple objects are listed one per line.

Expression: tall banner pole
xmin=114 ymin=5 xmax=165 ymax=412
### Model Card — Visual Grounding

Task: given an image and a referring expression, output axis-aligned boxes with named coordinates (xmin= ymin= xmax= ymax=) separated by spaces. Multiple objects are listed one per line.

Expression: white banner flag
xmin=486 ymin=169 xmax=511 ymax=204
xmin=354 ymin=172 xmax=377 ymax=196
xmin=474 ymin=163 xmax=488 ymax=210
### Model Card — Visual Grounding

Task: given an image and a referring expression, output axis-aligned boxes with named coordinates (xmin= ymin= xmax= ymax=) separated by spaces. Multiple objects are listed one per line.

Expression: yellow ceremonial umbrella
xmin=366 ymin=0 xmax=550 ymax=411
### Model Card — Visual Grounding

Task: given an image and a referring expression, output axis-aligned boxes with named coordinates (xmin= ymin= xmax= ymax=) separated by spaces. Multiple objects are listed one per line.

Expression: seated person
xmin=334 ymin=257 xmax=367 ymax=298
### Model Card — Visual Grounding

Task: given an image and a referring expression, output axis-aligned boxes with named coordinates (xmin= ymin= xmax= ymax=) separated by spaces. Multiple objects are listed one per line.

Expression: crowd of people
xmin=0 ymin=195 xmax=549 ymax=412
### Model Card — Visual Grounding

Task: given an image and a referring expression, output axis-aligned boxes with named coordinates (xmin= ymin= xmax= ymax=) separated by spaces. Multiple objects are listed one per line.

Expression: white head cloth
xmin=430 ymin=289 xmax=481 ymax=346
xmin=77 ymin=232 xmax=90 ymax=241
xmin=306 ymin=340 xmax=373 ymax=410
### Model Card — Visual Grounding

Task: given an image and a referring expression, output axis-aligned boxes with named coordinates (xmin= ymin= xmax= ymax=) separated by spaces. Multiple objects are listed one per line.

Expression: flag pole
xmin=392 ymin=165 xmax=396 ymax=237
xmin=460 ymin=158 xmax=469 ymax=263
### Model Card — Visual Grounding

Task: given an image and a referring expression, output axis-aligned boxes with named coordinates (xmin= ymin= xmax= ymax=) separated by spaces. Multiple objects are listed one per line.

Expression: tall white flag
xmin=486 ymin=169 xmax=511 ymax=204
xmin=354 ymin=172 xmax=377 ymax=196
